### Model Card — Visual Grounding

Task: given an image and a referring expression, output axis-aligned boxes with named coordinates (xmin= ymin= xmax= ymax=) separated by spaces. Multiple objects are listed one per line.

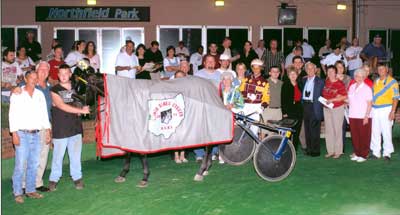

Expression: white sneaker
xmin=218 ymin=155 xmax=225 ymax=164
xmin=356 ymin=157 xmax=367 ymax=163
xmin=212 ymin=155 xmax=217 ymax=161
xmin=196 ymin=157 xmax=203 ymax=162
xmin=351 ymin=156 xmax=360 ymax=161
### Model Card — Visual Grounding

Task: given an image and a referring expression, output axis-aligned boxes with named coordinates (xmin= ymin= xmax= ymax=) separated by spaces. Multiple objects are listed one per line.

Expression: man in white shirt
xmin=345 ymin=38 xmax=363 ymax=78
xmin=9 ymin=71 xmax=51 ymax=203
xmin=115 ymin=40 xmax=140 ymax=79
xmin=321 ymin=45 xmax=348 ymax=74
xmin=216 ymin=54 xmax=237 ymax=78
xmin=190 ymin=46 xmax=204 ymax=74
xmin=285 ymin=46 xmax=304 ymax=69
xmin=302 ymin=39 xmax=315 ymax=62
xmin=175 ymin=41 xmax=190 ymax=59
xmin=255 ymin=39 xmax=266 ymax=59
xmin=2 ymin=48 xmax=23 ymax=103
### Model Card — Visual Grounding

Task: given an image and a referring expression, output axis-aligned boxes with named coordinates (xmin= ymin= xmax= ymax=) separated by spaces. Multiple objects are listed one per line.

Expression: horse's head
xmin=72 ymin=61 xmax=104 ymax=106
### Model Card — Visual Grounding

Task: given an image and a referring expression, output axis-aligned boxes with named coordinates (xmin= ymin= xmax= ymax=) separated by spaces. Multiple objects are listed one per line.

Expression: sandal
xmin=15 ymin=195 xmax=24 ymax=204
xmin=26 ymin=192 xmax=43 ymax=199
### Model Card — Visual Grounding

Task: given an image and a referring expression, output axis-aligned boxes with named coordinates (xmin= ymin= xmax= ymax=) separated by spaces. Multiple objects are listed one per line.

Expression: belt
xmin=303 ymin=100 xmax=313 ymax=104
xmin=19 ymin=129 xmax=40 ymax=134
xmin=268 ymin=107 xmax=281 ymax=109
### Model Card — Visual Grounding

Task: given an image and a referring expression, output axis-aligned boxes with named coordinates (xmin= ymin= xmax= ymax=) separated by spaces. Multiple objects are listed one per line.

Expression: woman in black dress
xmin=135 ymin=44 xmax=151 ymax=79
xmin=238 ymin=41 xmax=258 ymax=72
xmin=281 ymin=65 xmax=303 ymax=150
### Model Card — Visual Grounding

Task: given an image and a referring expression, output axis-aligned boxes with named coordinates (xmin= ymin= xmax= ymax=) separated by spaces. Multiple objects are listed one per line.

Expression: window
xmin=54 ymin=27 xmax=144 ymax=73
xmin=158 ymin=26 xmax=204 ymax=57
xmin=56 ymin=29 xmax=75 ymax=55
xmin=261 ymin=28 xmax=283 ymax=51
xmin=1 ymin=28 xmax=15 ymax=50
xmin=78 ymin=29 xmax=97 ymax=44
xmin=206 ymin=26 xmax=251 ymax=53
xmin=307 ymin=29 xmax=328 ymax=56
xmin=182 ymin=28 xmax=202 ymax=54
xmin=159 ymin=28 xmax=179 ymax=56
xmin=283 ymin=28 xmax=303 ymax=56
xmin=1 ymin=25 xmax=41 ymax=51
xmin=329 ymin=29 xmax=348 ymax=48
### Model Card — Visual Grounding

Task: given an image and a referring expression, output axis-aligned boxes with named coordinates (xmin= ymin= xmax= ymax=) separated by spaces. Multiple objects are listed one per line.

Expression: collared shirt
xmin=302 ymin=42 xmax=315 ymax=59
xmin=195 ymin=69 xmax=221 ymax=88
xmin=361 ymin=43 xmax=387 ymax=60
xmin=321 ymin=53 xmax=348 ymax=67
xmin=372 ymin=76 xmax=400 ymax=108
xmin=348 ymin=82 xmax=372 ymax=118
xmin=115 ymin=51 xmax=139 ymax=79
xmin=255 ymin=47 xmax=266 ymax=59
xmin=303 ymin=76 xmax=316 ymax=100
xmin=9 ymin=86 xmax=51 ymax=132
xmin=240 ymin=74 xmax=270 ymax=104
xmin=176 ymin=47 xmax=190 ymax=57
xmin=267 ymin=78 xmax=283 ymax=108
xmin=190 ymin=52 xmax=203 ymax=74
xmin=262 ymin=49 xmax=284 ymax=71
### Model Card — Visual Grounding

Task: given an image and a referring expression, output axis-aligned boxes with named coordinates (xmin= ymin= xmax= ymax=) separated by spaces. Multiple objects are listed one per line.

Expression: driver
xmin=239 ymin=59 xmax=270 ymax=135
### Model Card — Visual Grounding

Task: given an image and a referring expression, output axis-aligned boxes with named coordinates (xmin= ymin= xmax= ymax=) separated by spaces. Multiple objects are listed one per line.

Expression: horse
xmin=72 ymin=66 xmax=214 ymax=187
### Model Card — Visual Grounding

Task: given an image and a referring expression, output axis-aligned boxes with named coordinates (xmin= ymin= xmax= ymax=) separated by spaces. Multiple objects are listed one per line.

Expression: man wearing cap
xmin=361 ymin=34 xmax=387 ymax=72
xmin=21 ymin=31 xmax=42 ymax=63
xmin=321 ymin=45 xmax=348 ymax=75
xmin=239 ymin=59 xmax=270 ymax=135
xmin=370 ymin=63 xmax=399 ymax=161
xmin=216 ymin=54 xmax=237 ymax=78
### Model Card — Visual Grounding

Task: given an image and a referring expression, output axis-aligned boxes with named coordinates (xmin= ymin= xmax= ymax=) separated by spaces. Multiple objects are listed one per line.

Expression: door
xmin=308 ymin=29 xmax=327 ymax=66
xmin=262 ymin=28 xmax=282 ymax=51
xmin=283 ymin=28 xmax=303 ymax=56
xmin=329 ymin=29 xmax=347 ymax=48
xmin=389 ymin=30 xmax=400 ymax=78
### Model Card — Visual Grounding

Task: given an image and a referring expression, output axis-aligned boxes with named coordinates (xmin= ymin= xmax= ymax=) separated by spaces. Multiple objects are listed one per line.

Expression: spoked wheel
xmin=219 ymin=126 xmax=256 ymax=166
xmin=253 ymin=135 xmax=296 ymax=182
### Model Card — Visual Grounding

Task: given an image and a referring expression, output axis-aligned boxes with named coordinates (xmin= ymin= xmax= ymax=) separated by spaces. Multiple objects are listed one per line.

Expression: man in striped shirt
xmin=261 ymin=39 xmax=285 ymax=78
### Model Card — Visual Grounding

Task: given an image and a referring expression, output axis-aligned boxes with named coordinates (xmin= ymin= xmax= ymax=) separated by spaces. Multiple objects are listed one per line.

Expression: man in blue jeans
xmin=48 ymin=64 xmax=90 ymax=191
xmin=9 ymin=71 xmax=51 ymax=203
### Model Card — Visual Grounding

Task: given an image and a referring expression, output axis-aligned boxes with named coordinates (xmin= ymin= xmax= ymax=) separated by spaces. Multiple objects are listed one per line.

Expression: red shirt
xmin=48 ymin=59 xmax=64 ymax=80
xmin=322 ymin=79 xmax=347 ymax=108
xmin=348 ymin=78 xmax=373 ymax=89
xmin=294 ymin=84 xmax=301 ymax=102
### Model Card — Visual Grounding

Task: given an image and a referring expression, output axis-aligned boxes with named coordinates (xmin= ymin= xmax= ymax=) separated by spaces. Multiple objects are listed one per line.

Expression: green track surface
xmin=2 ymin=127 xmax=400 ymax=215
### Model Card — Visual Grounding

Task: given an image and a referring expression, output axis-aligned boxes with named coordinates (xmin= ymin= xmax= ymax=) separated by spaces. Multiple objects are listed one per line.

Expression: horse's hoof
xmin=136 ymin=180 xmax=148 ymax=188
xmin=114 ymin=176 xmax=126 ymax=183
xmin=202 ymin=171 xmax=209 ymax=176
xmin=194 ymin=174 xmax=204 ymax=181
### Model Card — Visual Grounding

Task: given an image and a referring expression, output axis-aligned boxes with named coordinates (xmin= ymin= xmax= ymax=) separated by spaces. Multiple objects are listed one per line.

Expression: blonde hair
xmin=235 ymin=62 xmax=247 ymax=71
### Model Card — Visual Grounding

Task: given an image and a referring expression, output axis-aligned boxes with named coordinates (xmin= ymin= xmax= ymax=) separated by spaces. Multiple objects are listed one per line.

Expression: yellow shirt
xmin=372 ymin=76 xmax=400 ymax=108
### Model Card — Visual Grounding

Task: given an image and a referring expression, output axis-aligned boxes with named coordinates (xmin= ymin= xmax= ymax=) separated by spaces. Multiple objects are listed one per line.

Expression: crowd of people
xmin=2 ymin=30 xmax=398 ymax=204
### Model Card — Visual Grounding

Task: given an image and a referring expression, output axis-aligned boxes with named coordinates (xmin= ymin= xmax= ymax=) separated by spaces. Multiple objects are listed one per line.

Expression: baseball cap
xmin=374 ymin=34 xmax=382 ymax=39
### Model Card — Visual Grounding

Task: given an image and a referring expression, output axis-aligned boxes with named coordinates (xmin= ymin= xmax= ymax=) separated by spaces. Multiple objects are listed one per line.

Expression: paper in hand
xmin=318 ymin=96 xmax=334 ymax=109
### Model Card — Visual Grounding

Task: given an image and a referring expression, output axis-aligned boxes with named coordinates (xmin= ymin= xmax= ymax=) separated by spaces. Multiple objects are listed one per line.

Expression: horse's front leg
xmin=137 ymin=155 xmax=150 ymax=188
xmin=194 ymin=146 xmax=212 ymax=181
xmin=114 ymin=152 xmax=131 ymax=183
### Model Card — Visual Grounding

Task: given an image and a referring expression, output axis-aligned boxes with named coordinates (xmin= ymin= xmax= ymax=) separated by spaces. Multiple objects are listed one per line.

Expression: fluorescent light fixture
xmin=337 ymin=3 xmax=347 ymax=10
xmin=87 ymin=0 xmax=96 ymax=5
xmin=215 ymin=0 xmax=224 ymax=7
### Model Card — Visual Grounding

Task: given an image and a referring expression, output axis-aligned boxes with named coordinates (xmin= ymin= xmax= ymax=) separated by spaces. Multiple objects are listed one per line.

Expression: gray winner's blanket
xmin=97 ymin=75 xmax=234 ymax=158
